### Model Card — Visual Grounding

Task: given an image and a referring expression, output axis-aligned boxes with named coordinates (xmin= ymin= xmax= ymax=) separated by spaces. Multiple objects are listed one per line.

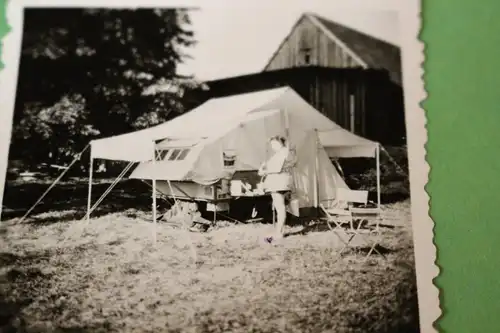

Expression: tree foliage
xmin=12 ymin=8 xmax=198 ymax=167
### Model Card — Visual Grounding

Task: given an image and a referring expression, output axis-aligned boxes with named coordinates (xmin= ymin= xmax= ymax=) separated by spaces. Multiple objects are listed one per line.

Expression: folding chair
xmin=320 ymin=188 xmax=385 ymax=259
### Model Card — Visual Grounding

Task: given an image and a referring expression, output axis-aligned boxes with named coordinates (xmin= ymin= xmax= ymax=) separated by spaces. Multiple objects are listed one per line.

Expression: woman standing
xmin=258 ymin=135 xmax=296 ymax=244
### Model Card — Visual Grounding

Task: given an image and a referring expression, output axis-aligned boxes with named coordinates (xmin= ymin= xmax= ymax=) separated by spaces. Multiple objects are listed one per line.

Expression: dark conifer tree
xmin=12 ymin=8 xmax=197 ymax=167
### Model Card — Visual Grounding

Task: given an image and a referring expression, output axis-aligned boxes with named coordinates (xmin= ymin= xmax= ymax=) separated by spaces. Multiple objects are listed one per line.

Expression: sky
xmin=177 ymin=0 xmax=400 ymax=81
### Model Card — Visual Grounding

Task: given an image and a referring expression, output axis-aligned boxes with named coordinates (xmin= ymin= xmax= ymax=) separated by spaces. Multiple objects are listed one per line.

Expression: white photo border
xmin=0 ymin=0 xmax=439 ymax=331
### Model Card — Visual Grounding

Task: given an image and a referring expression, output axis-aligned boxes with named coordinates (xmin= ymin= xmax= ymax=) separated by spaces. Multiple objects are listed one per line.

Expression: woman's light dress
xmin=262 ymin=147 xmax=295 ymax=193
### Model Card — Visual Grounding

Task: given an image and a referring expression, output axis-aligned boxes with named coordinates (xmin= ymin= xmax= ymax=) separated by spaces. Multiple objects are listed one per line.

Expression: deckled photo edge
xmin=0 ymin=0 xmax=21 ymax=216
xmin=399 ymin=1 xmax=442 ymax=332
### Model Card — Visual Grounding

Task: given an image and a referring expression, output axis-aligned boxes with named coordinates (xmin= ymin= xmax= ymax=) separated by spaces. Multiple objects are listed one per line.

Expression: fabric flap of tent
xmin=89 ymin=120 xmax=179 ymax=161
xmin=129 ymin=160 xmax=192 ymax=181
xmin=317 ymin=129 xmax=378 ymax=158
xmin=91 ymin=136 xmax=155 ymax=162
xmin=323 ymin=145 xmax=377 ymax=158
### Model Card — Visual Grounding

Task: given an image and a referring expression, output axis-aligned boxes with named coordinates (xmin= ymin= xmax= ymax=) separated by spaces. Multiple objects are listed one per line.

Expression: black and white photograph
xmin=0 ymin=1 xmax=437 ymax=332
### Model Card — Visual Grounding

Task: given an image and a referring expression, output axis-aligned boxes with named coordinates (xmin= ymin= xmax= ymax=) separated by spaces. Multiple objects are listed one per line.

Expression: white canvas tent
xmin=87 ymin=86 xmax=381 ymax=224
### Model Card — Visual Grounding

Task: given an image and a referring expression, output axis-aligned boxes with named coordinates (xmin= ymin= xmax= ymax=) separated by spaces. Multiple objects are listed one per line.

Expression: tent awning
xmin=317 ymin=129 xmax=378 ymax=158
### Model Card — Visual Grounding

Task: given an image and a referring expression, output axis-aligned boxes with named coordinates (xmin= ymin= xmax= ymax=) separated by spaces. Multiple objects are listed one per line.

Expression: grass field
xmin=0 ymin=195 xmax=419 ymax=333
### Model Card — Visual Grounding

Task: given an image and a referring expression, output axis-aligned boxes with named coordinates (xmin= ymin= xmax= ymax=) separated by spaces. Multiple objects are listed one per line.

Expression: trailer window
xmin=176 ymin=149 xmax=190 ymax=161
xmin=155 ymin=149 xmax=169 ymax=161
xmin=156 ymin=148 xmax=191 ymax=161
xmin=168 ymin=149 xmax=182 ymax=161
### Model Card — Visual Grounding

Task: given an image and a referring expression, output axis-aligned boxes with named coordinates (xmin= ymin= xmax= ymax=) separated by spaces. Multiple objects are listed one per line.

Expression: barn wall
xmin=363 ymin=73 xmax=407 ymax=144
xmin=314 ymin=71 xmax=366 ymax=136
xmin=264 ymin=16 xmax=361 ymax=71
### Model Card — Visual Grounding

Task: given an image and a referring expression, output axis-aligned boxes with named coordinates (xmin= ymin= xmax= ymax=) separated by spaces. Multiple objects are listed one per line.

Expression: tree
xmin=12 ymin=8 xmax=198 ymax=168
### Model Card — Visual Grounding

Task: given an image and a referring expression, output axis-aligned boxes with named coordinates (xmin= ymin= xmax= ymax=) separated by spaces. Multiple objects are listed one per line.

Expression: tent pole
xmin=86 ymin=156 xmax=93 ymax=223
xmin=313 ymin=130 xmax=320 ymax=214
xmin=376 ymin=143 xmax=381 ymax=209
xmin=283 ymin=108 xmax=297 ymax=213
xmin=152 ymin=144 xmax=157 ymax=245
xmin=283 ymin=108 xmax=290 ymax=140
xmin=83 ymin=161 xmax=134 ymax=220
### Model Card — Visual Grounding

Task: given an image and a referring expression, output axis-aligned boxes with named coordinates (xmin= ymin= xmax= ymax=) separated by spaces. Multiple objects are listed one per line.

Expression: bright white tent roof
xmin=90 ymin=86 xmax=378 ymax=162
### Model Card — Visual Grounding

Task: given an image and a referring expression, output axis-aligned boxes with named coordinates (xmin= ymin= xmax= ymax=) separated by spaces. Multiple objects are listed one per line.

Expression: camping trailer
xmin=88 ymin=87 xmax=381 ymax=220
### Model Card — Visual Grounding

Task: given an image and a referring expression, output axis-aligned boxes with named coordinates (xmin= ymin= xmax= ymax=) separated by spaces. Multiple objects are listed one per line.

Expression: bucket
xmin=287 ymin=197 xmax=300 ymax=217
xmin=207 ymin=202 xmax=230 ymax=212
xmin=255 ymin=182 xmax=265 ymax=195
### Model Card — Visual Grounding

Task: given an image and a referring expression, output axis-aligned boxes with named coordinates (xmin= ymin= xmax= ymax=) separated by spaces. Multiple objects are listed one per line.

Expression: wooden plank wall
xmin=264 ymin=16 xmax=361 ymax=71
xmin=363 ymin=72 xmax=406 ymax=144
xmin=290 ymin=69 xmax=367 ymax=139
xmin=298 ymin=69 xmax=405 ymax=144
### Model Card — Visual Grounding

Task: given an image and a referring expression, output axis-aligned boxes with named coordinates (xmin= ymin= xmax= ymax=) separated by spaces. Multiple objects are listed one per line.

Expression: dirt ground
xmin=0 ymin=199 xmax=419 ymax=333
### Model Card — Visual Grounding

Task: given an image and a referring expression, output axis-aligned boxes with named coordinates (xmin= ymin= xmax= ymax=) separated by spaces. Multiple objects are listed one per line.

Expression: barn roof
xmin=263 ymin=13 xmax=402 ymax=85
xmin=309 ymin=13 xmax=402 ymax=85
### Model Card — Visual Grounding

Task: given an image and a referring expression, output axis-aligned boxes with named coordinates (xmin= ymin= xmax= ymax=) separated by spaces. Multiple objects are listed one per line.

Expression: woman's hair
xmin=269 ymin=135 xmax=287 ymax=147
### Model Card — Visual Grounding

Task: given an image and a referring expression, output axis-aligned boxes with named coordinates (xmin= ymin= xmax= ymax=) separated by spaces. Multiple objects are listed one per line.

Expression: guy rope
xmin=18 ymin=144 xmax=90 ymax=224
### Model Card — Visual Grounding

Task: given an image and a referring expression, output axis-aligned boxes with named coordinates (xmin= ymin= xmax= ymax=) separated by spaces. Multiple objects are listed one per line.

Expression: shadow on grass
xmin=286 ymin=219 xmax=395 ymax=236
xmin=3 ymin=178 xmax=274 ymax=225
xmin=2 ymin=177 xmax=409 ymax=245
xmin=284 ymin=220 xmax=397 ymax=257
xmin=0 ymin=250 xmax=110 ymax=333
xmin=0 ymin=251 xmax=53 ymax=333
xmin=3 ymin=178 xmax=276 ymax=226
xmin=0 ymin=299 xmax=32 ymax=333
xmin=343 ymin=244 xmax=394 ymax=256
xmin=2 ymin=179 xmax=154 ymax=224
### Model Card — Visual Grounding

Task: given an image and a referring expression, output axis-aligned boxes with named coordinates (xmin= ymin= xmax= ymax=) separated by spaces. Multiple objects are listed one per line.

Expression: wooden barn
xmin=184 ymin=13 xmax=405 ymax=145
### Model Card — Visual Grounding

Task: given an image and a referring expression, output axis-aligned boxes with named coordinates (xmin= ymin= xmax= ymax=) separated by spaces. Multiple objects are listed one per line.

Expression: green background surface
xmin=1 ymin=1 xmax=500 ymax=332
